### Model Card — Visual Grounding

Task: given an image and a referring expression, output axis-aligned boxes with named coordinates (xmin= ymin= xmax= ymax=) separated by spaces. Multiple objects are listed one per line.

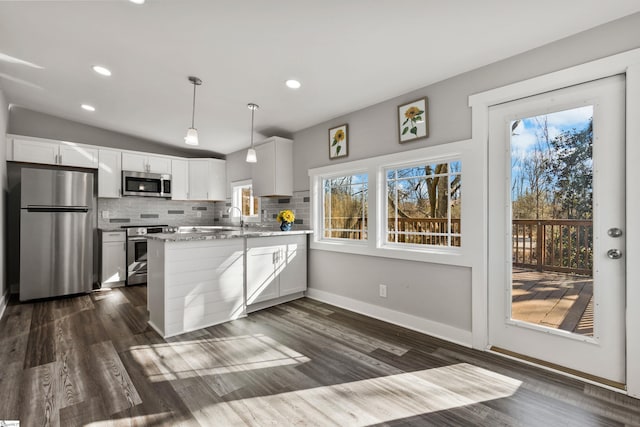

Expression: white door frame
xmin=468 ymin=48 xmax=640 ymax=397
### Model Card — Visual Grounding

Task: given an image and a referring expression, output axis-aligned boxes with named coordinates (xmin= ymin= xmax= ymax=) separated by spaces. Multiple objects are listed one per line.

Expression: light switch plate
xmin=101 ymin=211 xmax=110 ymax=219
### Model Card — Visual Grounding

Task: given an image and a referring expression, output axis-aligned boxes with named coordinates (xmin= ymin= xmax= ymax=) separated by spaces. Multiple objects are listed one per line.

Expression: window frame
xmin=230 ymin=179 xmax=261 ymax=223
xmin=309 ymin=140 xmax=473 ymax=266
xmin=382 ymin=156 xmax=462 ymax=251
xmin=320 ymin=171 xmax=369 ymax=243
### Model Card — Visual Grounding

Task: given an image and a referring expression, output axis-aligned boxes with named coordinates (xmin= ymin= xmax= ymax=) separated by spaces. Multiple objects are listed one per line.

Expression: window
xmin=322 ymin=174 xmax=368 ymax=240
xmin=231 ymin=180 xmax=260 ymax=220
xmin=385 ymin=160 xmax=461 ymax=247
xmin=309 ymin=139 xmax=470 ymax=265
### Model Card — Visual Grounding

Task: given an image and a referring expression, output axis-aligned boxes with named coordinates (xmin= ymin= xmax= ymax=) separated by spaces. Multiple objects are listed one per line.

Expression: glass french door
xmin=488 ymin=75 xmax=626 ymax=384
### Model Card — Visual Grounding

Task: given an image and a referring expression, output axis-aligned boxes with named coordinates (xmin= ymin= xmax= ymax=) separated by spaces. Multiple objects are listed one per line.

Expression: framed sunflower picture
xmin=398 ymin=97 xmax=429 ymax=143
xmin=329 ymin=124 xmax=348 ymax=159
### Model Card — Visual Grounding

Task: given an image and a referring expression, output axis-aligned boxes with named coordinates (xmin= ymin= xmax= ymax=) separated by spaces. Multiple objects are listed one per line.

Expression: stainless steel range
xmin=124 ymin=225 xmax=172 ymax=285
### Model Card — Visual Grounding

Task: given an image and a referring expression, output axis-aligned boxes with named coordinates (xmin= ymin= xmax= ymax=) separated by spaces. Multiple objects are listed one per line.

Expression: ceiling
xmin=1 ymin=1 xmax=639 ymax=156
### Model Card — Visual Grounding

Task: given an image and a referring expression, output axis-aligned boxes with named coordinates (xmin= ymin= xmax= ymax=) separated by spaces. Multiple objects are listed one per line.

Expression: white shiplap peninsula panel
xmin=148 ymin=238 xmax=245 ymax=337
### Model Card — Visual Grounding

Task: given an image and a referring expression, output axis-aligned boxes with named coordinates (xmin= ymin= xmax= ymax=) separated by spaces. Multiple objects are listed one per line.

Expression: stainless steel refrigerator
xmin=20 ymin=168 xmax=95 ymax=301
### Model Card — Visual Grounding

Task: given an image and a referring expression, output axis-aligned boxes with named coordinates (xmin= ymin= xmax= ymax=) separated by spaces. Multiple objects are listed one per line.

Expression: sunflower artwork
xmin=329 ymin=124 xmax=348 ymax=159
xmin=398 ymin=97 xmax=429 ymax=143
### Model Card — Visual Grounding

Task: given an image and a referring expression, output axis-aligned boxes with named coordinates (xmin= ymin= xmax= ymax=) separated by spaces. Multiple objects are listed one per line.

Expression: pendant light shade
xmin=185 ymin=76 xmax=202 ymax=146
xmin=245 ymin=148 xmax=257 ymax=163
xmin=246 ymin=103 xmax=259 ymax=163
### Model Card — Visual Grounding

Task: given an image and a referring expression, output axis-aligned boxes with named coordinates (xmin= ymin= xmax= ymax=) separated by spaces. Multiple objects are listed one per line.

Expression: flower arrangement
xmin=277 ymin=209 xmax=295 ymax=223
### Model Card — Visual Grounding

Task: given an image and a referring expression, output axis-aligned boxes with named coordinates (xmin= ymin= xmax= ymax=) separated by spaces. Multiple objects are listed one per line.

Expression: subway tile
xmin=109 ymin=218 xmax=130 ymax=223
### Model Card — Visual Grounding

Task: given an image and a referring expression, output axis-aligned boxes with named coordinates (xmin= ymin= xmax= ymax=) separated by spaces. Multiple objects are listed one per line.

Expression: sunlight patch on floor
xmin=130 ymin=333 xmax=311 ymax=382
xmin=195 ymin=363 xmax=522 ymax=426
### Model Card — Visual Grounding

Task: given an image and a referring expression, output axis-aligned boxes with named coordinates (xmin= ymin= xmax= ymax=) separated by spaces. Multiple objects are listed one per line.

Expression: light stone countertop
xmin=145 ymin=225 xmax=313 ymax=242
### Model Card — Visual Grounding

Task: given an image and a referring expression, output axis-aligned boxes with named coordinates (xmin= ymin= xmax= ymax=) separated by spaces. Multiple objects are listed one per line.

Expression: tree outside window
xmin=322 ymin=174 xmax=368 ymax=240
xmin=386 ymin=161 xmax=461 ymax=247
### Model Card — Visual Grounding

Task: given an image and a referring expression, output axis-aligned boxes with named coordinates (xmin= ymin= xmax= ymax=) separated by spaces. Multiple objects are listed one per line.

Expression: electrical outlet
xmin=196 ymin=211 xmax=202 ymax=218
xmin=101 ymin=210 xmax=109 ymax=219
xmin=379 ymin=284 xmax=387 ymax=298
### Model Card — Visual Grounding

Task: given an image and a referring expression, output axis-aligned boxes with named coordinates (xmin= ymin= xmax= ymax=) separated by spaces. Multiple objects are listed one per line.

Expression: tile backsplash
xmin=98 ymin=197 xmax=220 ymax=228
xmin=97 ymin=190 xmax=311 ymax=229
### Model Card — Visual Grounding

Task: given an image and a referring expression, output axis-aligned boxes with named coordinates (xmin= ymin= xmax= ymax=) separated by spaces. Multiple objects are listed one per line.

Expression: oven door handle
xmin=128 ymin=237 xmax=148 ymax=242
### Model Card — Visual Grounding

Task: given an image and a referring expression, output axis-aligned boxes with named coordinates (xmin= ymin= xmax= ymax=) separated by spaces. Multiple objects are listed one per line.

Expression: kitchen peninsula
xmin=146 ymin=226 xmax=311 ymax=338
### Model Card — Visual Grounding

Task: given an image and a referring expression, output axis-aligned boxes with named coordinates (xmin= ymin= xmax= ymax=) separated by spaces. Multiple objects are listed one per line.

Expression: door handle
xmin=607 ymin=249 xmax=622 ymax=259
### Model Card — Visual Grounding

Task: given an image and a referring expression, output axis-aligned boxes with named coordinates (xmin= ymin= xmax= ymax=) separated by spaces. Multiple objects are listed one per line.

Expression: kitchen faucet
xmin=228 ymin=207 xmax=244 ymax=227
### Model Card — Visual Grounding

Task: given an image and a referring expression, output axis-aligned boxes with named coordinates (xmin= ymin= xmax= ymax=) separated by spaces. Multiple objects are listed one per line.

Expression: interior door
xmin=488 ymin=75 xmax=626 ymax=384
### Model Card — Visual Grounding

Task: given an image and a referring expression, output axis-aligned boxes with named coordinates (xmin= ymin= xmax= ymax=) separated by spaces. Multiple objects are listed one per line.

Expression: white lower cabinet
xmin=100 ymin=230 xmax=126 ymax=285
xmin=246 ymin=235 xmax=307 ymax=305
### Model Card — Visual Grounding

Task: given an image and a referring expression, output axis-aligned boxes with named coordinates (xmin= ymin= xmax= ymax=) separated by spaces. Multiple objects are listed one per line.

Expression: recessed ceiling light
xmin=92 ymin=65 xmax=112 ymax=76
xmin=285 ymin=79 xmax=301 ymax=89
xmin=81 ymin=104 xmax=96 ymax=112
xmin=129 ymin=0 xmax=145 ymax=4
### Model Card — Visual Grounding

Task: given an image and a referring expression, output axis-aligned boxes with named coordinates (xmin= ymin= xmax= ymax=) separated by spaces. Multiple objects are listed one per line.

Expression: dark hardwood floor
xmin=1 ymin=286 xmax=640 ymax=426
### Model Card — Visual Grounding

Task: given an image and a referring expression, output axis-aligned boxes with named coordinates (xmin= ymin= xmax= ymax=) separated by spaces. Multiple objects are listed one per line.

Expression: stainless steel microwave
xmin=122 ymin=171 xmax=172 ymax=198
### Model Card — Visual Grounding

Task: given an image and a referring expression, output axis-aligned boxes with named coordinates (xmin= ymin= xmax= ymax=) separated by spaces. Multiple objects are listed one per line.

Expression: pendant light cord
xmin=250 ymin=106 xmax=255 ymax=149
xmin=191 ymin=81 xmax=197 ymax=128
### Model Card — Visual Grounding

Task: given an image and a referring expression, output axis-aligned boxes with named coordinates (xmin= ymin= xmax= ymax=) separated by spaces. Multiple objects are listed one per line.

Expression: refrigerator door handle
xmin=26 ymin=205 xmax=89 ymax=213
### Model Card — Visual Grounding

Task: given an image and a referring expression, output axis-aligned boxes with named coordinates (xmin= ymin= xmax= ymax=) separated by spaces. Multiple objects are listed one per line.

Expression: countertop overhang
xmin=145 ymin=226 xmax=313 ymax=242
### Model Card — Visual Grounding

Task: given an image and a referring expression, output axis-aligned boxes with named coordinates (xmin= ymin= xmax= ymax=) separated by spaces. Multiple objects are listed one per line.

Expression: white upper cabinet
xmin=11 ymin=136 xmax=98 ymax=168
xmin=188 ymin=158 xmax=226 ymax=201
xmin=251 ymin=137 xmax=293 ymax=197
xmin=147 ymin=155 xmax=172 ymax=174
xmin=171 ymin=159 xmax=189 ymax=200
xmin=98 ymin=149 xmax=122 ymax=198
xmin=122 ymin=152 xmax=172 ymax=174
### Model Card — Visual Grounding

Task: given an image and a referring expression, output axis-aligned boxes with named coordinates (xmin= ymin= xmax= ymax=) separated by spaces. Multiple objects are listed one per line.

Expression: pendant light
xmin=185 ymin=76 xmax=202 ymax=146
xmin=246 ymin=103 xmax=259 ymax=163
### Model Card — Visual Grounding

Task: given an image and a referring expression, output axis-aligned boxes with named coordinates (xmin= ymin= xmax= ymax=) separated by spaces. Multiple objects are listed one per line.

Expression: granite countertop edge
xmin=146 ymin=228 xmax=313 ymax=242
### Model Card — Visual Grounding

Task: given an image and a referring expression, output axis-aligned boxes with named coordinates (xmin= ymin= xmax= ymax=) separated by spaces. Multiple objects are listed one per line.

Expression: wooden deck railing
xmin=326 ymin=217 xmax=460 ymax=245
xmin=513 ymin=219 xmax=592 ymax=276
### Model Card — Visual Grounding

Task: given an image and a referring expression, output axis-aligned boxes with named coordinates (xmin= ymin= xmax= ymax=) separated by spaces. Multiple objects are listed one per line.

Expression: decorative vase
xmin=280 ymin=221 xmax=292 ymax=231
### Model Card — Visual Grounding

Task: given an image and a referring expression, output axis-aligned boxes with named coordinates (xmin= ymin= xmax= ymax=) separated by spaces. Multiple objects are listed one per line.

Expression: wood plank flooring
xmin=1 ymin=285 xmax=640 ymax=426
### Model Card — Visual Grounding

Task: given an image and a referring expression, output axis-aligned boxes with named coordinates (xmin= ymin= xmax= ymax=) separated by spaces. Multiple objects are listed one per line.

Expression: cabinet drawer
xmin=102 ymin=231 xmax=126 ymax=242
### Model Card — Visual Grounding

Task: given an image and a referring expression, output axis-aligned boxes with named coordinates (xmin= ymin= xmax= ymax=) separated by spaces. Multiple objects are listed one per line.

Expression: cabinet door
xmin=147 ymin=155 xmax=172 ymax=174
xmin=251 ymin=142 xmax=275 ymax=197
xmin=278 ymin=235 xmax=307 ymax=295
xmin=273 ymin=139 xmax=293 ymax=196
xmin=13 ymin=138 xmax=59 ymax=165
xmin=98 ymin=149 xmax=122 ymax=198
xmin=171 ymin=159 xmax=189 ymax=200
xmin=207 ymin=158 xmax=226 ymax=200
xmin=59 ymin=144 xmax=99 ymax=168
xmin=246 ymin=242 xmax=280 ymax=304
xmin=188 ymin=159 xmax=209 ymax=200
xmin=101 ymin=239 xmax=126 ymax=284
xmin=122 ymin=152 xmax=148 ymax=172
xmin=251 ymin=138 xmax=293 ymax=197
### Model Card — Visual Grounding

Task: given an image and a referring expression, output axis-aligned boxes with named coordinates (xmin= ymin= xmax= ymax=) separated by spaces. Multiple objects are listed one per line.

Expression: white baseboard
xmin=306 ymin=288 xmax=473 ymax=348
xmin=0 ymin=290 xmax=8 ymax=321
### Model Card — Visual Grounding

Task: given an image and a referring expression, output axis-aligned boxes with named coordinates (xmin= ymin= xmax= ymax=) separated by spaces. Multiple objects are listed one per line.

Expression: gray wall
xmin=8 ymin=107 xmax=224 ymax=159
xmin=294 ymin=13 xmax=640 ymax=335
xmin=0 ymin=90 xmax=7 ymax=297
